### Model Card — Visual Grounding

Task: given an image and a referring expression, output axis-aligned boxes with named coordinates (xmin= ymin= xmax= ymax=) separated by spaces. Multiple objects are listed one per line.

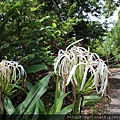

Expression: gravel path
xmin=104 ymin=68 xmax=120 ymax=114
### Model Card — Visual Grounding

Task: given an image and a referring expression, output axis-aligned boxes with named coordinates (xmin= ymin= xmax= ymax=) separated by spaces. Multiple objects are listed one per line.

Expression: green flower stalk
xmin=54 ymin=40 xmax=111 ymax=114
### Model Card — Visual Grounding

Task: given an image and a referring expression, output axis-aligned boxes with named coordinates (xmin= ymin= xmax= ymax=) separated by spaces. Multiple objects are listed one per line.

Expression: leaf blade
xmin=24 ymin=64 xmax=47 ymax=73
xmin=11 ymin=74 xmax=51 ymax=117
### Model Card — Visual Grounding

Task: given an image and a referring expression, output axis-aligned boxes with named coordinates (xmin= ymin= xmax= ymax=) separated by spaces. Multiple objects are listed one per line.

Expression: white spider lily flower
xmin=54 ymin=40 xmax=110 ymax=96
xmin=0 ymin=60 xmax=26 ymax=83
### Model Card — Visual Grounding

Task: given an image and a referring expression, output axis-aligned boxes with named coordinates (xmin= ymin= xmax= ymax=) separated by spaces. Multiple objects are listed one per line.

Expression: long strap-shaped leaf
xmin=48 ymin=104 xmax=73 ymax=120
xmin=9 ymin=74 xmax=51 ymax=120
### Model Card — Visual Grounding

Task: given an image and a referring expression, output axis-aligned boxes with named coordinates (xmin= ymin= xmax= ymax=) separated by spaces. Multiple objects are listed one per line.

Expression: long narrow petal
xmin=66 ymin=39 xmax=83 ymax=51
xmin=80 ymin=65 xmax=88 ymax=90
xmin=65 ymin=65 xmax=77 ymax=86
xmin=54 ymin=55 xmax=65 ymax=74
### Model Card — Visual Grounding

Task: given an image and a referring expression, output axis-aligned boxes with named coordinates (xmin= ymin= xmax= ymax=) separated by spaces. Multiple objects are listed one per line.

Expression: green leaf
xmin=21 ymin=54 xmax=35 ymax=63
xmin=15 ymin=85 xmax=27 ymax=94
xmin=30 ymin=4 xmax=42 ymax=12
xmin=37 ymin=99 xmax=47 ymax=114
xmin=26 ymin=80 xmax=33 ymax=91
xmin=49 ymin=92 xmax=70 ymax=114
xmin=0 ymin=43 xmax=10 ymax=49
xmin=49 ymin=77 xmax=70 ymax=114
xmin=24 ymin=64 xmax=47 ymax=73
xmin=0 ymin=40 xmax=29 ymax=50
xmin=9 ymin=74 xmax=51 ymax=119
xmin=55 ymin=92 xmax=64 ymax=113
xmin=84 ymin=95 xmax=101 ymax=100
xmin=83 ymin=95 xmax=101 ymax=106
xmin=81 ymin=87 xmax=94 ymax=94
xmin=38 ymin=16 xmax=50 ymax=23
xmin=84 ymin=75 xmax=94 ymax=89
xmin=30 ymin=7 xmax=37 ymax=12
xmin=49 ymin=104 xmax=73 ymax=120
xmin=55 ymin=104 xmax=73 ymax=114
xmin=52 ymin=23 xmax=57 ymax=28
xmin=4 ymin=96 xmax=15 ymax=114
xmin=83 ymin=100 xmax=100 ymax=106
xmin=12 ymin=39 xmax=28 ymax=44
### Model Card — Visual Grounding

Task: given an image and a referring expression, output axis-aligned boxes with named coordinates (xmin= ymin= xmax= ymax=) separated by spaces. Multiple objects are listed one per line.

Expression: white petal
xmin=66 ymin=39 xmax=83 ymax=51
xmin=65 ymin=65 xmax=77 ymax=86
xmin=80 ymin=65 xmax=88 ymax=90
xmin=73 ymin=73 xmax=78 ymax=86
xmin=54 ymin=55 xmax=65 ymax=74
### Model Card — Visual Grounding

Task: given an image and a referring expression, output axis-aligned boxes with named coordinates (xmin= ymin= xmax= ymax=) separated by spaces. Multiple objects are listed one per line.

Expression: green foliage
xmin=0 ymin=0 xmax=116 ymax=67
xmin=0 ymin=71 xmax=26 ymax=96
xmin=48 ymin=77 xmax=72 ymax=115
xmin=83 ymin=95 xmax=101 ymax=106
xmin=89 ymin=40 xmax=106 ymax=58
xmin=0 ymin=0 xmax=119 ymax=117
xmin=0 ymin=76 xmax=17 ymax=96
xmin=14 ymin=74 xmax=50 ymax=114
xmin=103 ymin=0 xmax=120 ymax=17
xmin=4 ymin=96 xmax=15 ymax=114
xmin=24 ymin=64 xmax=47 ymax=73
xmin=111 ymin=21 xmax=120 ymax=49
xmin=104 ymin=10 xmax=120 ymax=61
xmin=0 ymin=0 xmax=54 ymax=70
xmin=4 ymin=74 xmax=51 ymax=119
xmin=21 ymin=54 xmax=35 ymax=63
xmin=4 ymin=73 xmax=73 ymax=120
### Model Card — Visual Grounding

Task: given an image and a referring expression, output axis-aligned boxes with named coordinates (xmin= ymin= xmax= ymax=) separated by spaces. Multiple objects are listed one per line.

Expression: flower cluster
xmin=54 ymin=40 xmax=110 ymax=96
xmin=0 ymin=60 xmax=26 ymax=83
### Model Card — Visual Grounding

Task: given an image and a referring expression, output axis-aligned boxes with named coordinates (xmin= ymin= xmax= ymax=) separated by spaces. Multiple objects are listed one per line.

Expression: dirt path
xmin=104 ymin=68 xmax=120 ymax=114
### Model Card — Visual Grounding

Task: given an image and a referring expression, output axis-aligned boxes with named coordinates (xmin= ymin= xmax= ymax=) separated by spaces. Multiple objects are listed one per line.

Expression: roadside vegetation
xmin=0 ymin=0 xmax=120 ymax=119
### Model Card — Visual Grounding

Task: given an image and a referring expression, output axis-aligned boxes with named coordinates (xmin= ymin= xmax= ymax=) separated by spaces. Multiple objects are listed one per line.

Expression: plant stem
xmin=80 ymin=94 xmax=84 ymax=114
xmin=54 ymin=74 xmax=59 ymax=113
xmin=0 ymin=91 xmax=4 ymax=114
xmin=73 ymin=93 xmax=84 ymax=114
